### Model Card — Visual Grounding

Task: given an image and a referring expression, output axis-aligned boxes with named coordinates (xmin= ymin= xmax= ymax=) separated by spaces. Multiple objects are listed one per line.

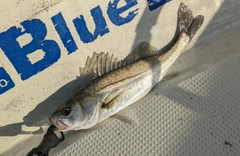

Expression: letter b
xmin=0 ymin=19 xmax=61 ymax=80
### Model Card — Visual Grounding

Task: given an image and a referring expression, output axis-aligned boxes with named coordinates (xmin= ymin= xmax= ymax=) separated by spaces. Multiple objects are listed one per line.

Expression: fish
xmin=49 ymin=3 xmax=204 ymax=131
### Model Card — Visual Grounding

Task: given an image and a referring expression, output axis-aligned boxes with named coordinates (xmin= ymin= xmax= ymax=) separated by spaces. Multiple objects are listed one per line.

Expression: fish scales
xmin=49 ymin=3 xmax=204 ymax=131
xmin=85 ymin=33 xmax=189 ymax=96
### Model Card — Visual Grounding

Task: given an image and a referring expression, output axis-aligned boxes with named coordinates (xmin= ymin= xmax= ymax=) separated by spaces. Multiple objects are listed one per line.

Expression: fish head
xmin=50 ymin=94 xmax=102 ymax=131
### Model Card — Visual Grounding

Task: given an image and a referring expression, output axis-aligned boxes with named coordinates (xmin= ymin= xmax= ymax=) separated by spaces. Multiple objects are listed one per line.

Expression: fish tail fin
xmin=177 ymin=3 xmax=204 ymax=40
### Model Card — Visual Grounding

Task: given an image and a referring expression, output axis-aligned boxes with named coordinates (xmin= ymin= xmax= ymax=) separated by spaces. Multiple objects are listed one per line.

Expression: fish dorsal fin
xmin=123 ymin=42 xmax=160 ymax=63
xmin=79 ymin=42 xmax=159 ymax=80
xmin=79 ymin=52 xmax=123 ymax=80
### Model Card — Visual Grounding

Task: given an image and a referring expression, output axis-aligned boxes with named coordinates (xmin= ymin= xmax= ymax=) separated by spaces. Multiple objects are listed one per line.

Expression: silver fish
xmin=50 ymin=3 xmax=204 ymax=131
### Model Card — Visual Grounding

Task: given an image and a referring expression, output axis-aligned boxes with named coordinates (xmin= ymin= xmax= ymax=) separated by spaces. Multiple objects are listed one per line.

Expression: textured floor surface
xmin=1 ymin=1 xmax=240 ymax=155
xmin=53 ymin=55 xmax=240 ymax=156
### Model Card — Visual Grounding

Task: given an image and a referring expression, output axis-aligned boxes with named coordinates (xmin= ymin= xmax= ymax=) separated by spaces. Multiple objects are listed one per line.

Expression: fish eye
xmin=62 ymin=107 xmax=71 ymax=116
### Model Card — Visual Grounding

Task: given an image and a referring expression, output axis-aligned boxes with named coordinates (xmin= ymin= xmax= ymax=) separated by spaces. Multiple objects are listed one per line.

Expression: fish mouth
xmin=49 ymin=116 xmax=69 ymax=131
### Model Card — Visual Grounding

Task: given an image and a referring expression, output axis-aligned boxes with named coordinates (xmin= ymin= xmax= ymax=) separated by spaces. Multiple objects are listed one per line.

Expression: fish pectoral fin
xmin=113 ymin=106 xmax=138 ymax=125
xmin=162 ymin=72 xmax=180 ymax=81
xmin=102 ymin=89 xmax=124 ymax=110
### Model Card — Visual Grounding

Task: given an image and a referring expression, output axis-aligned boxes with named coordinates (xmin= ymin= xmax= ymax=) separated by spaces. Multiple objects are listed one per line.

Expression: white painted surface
xmin=0 ymin=0 xmax=240 ymax=155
